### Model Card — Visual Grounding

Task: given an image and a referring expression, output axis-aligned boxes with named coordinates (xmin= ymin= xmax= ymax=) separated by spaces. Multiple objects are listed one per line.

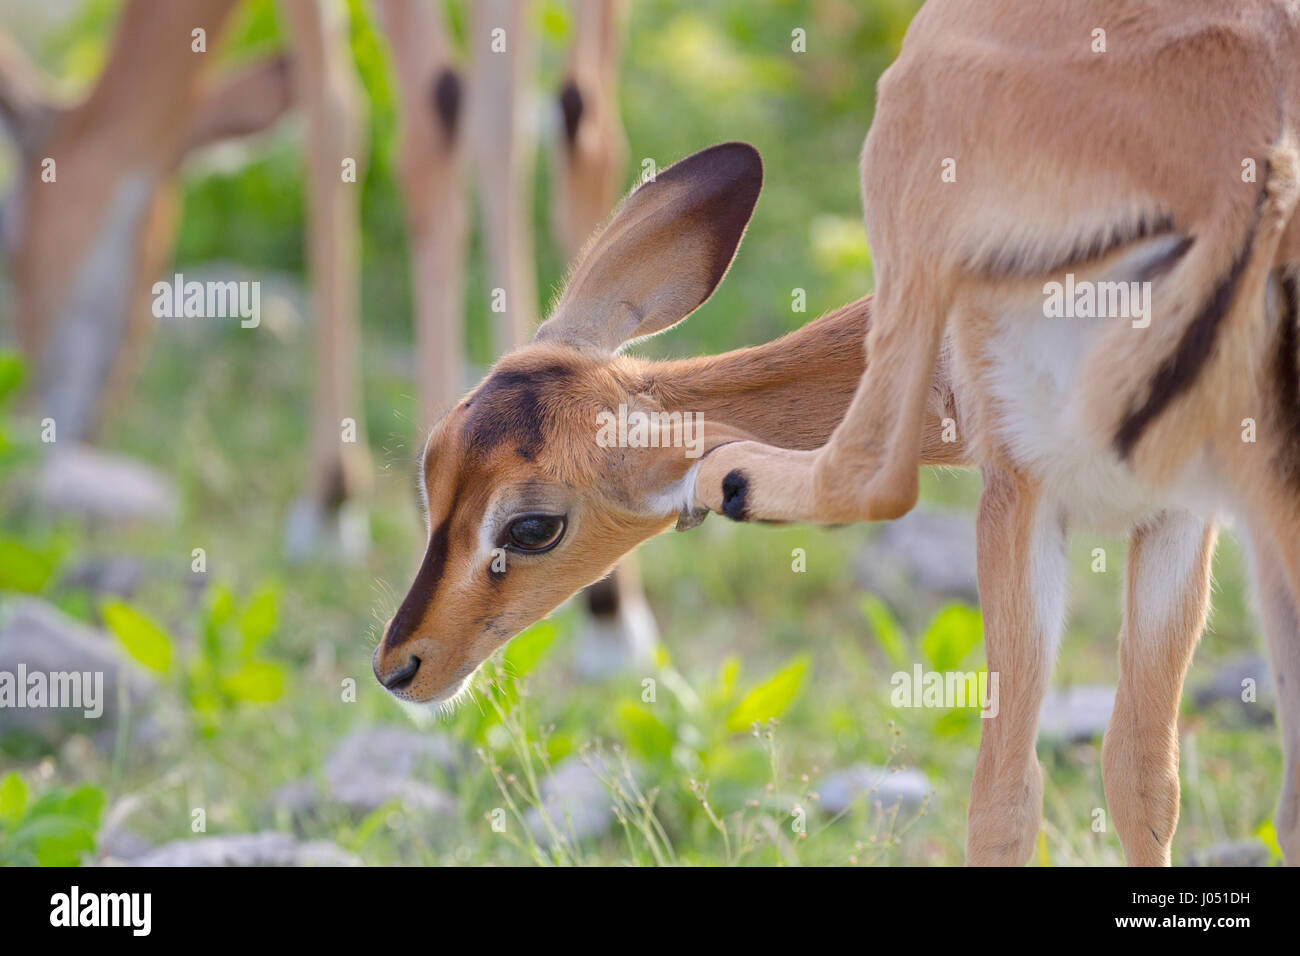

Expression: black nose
xmin=379 ymin=655 xmax=421 ymax=691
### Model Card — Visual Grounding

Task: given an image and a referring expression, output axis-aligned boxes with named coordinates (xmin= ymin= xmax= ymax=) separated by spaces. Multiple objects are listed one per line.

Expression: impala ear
xmin=534 ymin=141 xmax=762 ymax=352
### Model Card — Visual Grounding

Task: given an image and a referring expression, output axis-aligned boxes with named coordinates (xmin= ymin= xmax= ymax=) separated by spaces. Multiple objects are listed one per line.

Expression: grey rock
xmin=1038 ymin=684 xmax=1115 ymax=744
xmin=525 ymin=755 xmax=632 ymax=844
xmin=325 ymin=726 xmax=459 ymax=783
xmin=818 ymin=765 xmax=932 ymax=816
xmin=131 ymin=832 xmax=360 ymax=867
xmin=1193 ymin=654 xmax=1275 ymax=721
xmin=0 ymin=598 xmax=156 ymax=747
xmin=38 ymin=444 xmax=177 ymax=524
xmin=1186 ymin=840 xmax=1270 ymax=867
xmin=60 ymin=556 xmax=146 ymax=599
xmin=273 ymin=727 xmax=459 ymax=819
xmin=854 ymin=507 xmax=979 ymax=605
xmin=97 ymin=826 xmax=154 ymax=863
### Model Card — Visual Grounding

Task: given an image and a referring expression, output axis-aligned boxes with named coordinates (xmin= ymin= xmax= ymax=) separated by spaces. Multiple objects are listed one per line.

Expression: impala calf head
xmin=373 ymin=142 xmax=763 ymax=705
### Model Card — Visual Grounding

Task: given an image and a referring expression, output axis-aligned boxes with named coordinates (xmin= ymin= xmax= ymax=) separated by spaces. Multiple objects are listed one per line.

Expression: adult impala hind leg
xmin=470 ymin=0 xmax=538 ymax=352
xmin=965 ymin=468 xmax=1067 ymax=866
xmin=371 ymin=0 xmax=468 ymax=429
xmin=1249 ymin=531 xmax=1300 ymax=864
xmin=281 ymin=0 xmax=371 ymax=561
xmin=1101 ymin=511 xmax=1215 ymax=867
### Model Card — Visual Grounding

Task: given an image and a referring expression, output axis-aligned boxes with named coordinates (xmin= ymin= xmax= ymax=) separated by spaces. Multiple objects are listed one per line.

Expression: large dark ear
xmin=534 ymin=141 xmax=762 ymax=352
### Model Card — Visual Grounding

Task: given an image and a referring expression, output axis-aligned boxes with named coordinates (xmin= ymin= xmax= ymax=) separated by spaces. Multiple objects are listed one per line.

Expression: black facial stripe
xmin=384 ymin=517 xmax=451 ymax=650
xmin=1114 ymin=214 xmax=1261 ymax=460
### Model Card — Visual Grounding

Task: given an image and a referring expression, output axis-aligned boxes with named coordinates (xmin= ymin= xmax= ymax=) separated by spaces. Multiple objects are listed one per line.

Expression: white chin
xmin=395 ymin=676 xmax=472 ymax=725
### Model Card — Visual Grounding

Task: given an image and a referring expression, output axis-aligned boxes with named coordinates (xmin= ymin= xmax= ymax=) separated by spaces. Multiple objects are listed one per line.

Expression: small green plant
xmin=102 ymin=583 xmax=287 ymax=734
xmin=0 ymin=772 xmax=105 ymax=866
xmin=0 ymin=351 xmax=60 ymax=595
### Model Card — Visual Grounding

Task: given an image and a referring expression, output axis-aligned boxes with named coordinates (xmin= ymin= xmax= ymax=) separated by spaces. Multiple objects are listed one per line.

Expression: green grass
xmin=0 ymin=321 xmax=1284 ymax=864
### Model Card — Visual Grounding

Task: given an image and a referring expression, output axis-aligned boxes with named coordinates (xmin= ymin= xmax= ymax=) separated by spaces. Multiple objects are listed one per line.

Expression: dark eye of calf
xmin=504 ymin=514 xmax=566 ymax=553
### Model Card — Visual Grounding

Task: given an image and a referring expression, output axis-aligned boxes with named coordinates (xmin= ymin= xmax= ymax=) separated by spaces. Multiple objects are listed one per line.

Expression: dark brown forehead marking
xmin=462 ymin=362 xmax=576 ymax=460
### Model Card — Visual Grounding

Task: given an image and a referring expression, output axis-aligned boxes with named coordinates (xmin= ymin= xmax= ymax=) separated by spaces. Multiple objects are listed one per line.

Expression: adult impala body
xmin=691 ymin=0 xmax=1300 ymax=865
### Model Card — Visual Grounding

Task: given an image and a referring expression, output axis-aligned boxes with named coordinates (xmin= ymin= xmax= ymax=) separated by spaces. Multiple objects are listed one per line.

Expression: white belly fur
xmin=965 ymin=238 xmax=1231 ymax=533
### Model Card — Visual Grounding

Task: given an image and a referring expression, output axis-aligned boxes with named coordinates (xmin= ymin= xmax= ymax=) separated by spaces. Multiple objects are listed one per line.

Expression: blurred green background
xmin=0 ymin=0 xmax=1283 ymax=866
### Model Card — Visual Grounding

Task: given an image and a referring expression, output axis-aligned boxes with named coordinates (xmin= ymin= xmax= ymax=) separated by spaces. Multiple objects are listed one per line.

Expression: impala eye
xmin=504 ymin=514 xmax=566 ymax=553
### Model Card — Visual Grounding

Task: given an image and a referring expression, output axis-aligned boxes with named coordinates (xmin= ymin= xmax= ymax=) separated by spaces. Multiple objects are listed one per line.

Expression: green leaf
xmin=8 ymin=814 xmax=97 ymax=866
xmin=220 ymin=661 xmax=285 ymax=703
xmin=5 ymin=784 xmax=104 ymax=867
xmin=201 ymin=584 xmax=235 ymax=667
xmin=238 ymin=587 xmax=278 ymax=654
xmin=921 ymin=604 xmax=983 ymax=672
xmin=615 ymin=701 xmax=675 ymax=761
xmin=536 ymin=0 xmax=571 ymax=42
xmin=102 ymin=600 xmax=174 ymax=674
xmin=0 ymin=351 xmax=25 ymax=407
xmin=502 ymin=619 xmax=558 ymax=680
xmin=933 ymin=706 xmax=979 ymax=738
xmin=1257 ymin=820 xmax=1284 ymax=861
xmin=207 ymin=584 xmax=235 ymax=629
xmin=861 ymin=596 xmax=909 ymax=667
xmin=0 ymin=773 xmax=28 ymax=821
xmin=716 ymin=656 xmax=740 ymax=703
xmin=0 ymin=535 xmax=58 ymax=593
xmin=726 ymin=655 xmax=809 ymax=732
xmin=54 ymin=784 xmax=105 ymax=827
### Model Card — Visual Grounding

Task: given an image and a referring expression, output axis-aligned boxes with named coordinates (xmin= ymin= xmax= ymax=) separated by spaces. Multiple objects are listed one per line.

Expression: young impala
xmin=376 ymin=2 xmax=1300 ymax=869
xmin=373 ymin=142 xmax=959 ymax=728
